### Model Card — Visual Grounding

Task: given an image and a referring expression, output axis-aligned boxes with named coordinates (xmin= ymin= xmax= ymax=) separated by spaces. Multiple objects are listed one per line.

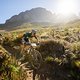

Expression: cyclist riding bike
xmin=22 ymin=29 xmax=38 ymax=45
xmin=21 ymin=29 xmax=39 ymax=53
xmin=20 ymin=30 xmax=42 ymax=69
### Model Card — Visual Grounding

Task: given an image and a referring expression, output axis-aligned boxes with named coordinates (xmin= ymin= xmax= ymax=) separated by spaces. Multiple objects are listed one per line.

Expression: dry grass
xmin=0 ymin=26 xmax=80 ymax=80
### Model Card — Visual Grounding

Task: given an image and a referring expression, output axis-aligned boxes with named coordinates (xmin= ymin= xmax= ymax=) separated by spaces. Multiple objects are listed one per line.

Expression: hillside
xmin=0 ymin=25 xmax=80 ymax=80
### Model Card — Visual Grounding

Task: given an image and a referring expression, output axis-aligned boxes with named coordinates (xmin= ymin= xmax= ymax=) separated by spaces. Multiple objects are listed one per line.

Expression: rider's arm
xmin=34 ymin=35 xmax=38 ymax=42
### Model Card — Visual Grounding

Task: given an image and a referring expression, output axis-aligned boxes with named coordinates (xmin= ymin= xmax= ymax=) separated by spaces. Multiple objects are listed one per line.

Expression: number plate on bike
xmin=31 ymin=43 xmax=37 ymax=47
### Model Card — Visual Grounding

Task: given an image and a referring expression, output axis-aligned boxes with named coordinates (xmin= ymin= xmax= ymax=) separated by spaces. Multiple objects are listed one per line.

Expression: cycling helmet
xmin=32 ymin=29 xmax=37 ymax=34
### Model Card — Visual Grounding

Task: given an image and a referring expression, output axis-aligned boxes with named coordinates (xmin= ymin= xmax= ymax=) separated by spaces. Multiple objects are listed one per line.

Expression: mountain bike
xmin=20 ymin=43 xmax=42 ymax=69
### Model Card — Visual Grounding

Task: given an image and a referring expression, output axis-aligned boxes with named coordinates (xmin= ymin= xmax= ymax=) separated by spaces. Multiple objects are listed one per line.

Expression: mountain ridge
xmin=0 ymin=7 xmax=80 ymax=29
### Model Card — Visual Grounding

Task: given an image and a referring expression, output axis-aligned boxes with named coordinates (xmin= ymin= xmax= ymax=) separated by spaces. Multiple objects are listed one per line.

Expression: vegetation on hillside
xmin=0 ymin=25 xmax=80 ymax=80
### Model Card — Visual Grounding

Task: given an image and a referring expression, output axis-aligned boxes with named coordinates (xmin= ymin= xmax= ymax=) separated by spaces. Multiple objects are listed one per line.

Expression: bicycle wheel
xmin=28 ymin=48 xmax=42 ymax=69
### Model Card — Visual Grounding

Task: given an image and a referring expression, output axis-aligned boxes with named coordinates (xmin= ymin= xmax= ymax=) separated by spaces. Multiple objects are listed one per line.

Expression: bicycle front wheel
xmin=29 ymin=48 xmax=42 ymax=69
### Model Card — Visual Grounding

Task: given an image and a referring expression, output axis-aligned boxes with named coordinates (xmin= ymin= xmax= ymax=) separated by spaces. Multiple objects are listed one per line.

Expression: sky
xmin=0 ymin=0 xmax=80 ymax=23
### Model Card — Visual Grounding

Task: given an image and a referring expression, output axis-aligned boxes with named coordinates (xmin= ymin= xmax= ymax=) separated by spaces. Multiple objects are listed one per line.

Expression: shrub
xmin=0 ymin=46 xmax=20 ymax=80
xmin=71 ymin=42 xmax=80 ymax=54
xmin=36 ymin=40 xmax=65 ymax=58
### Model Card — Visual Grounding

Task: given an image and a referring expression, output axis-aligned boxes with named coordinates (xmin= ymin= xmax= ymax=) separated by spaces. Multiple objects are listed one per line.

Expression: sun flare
xmin=57 ymin=0 xmax=77 ymax=15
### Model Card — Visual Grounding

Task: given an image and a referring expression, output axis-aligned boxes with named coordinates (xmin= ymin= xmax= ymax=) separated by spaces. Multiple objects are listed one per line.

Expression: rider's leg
xmin=25 ymin=38 xmax=31 ymax=45
xmin=21 ymin=37 xmax=26 ymax=54
xmin=24 ymin=38 xmax=31 ymax=51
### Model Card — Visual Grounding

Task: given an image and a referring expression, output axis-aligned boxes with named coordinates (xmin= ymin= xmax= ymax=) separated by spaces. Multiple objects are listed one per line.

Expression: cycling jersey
xmin=24 ymin=32 xmax=32 ymax=38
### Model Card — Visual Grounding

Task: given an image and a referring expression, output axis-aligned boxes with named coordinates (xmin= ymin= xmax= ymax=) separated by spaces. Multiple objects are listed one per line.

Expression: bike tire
xmin=28 ymin=48 xmax=42 ymax=69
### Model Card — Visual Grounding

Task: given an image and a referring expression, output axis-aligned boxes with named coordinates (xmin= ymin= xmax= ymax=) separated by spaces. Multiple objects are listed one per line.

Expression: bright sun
xmin=57 ymin=0 xmax=77 ymax=15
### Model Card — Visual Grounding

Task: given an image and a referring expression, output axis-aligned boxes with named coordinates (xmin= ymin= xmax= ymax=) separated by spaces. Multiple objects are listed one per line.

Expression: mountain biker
xmin=22 ymin=29 xmax=38 ymax=45
xmin=20 ymin=30 xmax=42 ymax=70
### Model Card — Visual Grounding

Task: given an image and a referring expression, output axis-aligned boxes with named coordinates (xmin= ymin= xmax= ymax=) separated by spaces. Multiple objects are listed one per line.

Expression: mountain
xmin=54 ymin=13 xmax=79 ymax=24
xmin=0 ymin=7 xmax=80 ymax=30
xmin=2 ymin=7 xmax=55 ymax=28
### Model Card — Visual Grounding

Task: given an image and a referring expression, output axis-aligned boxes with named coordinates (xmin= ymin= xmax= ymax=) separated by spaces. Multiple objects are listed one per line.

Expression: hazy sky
xmin=0 ymin=0 xmax=80 ymax=23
